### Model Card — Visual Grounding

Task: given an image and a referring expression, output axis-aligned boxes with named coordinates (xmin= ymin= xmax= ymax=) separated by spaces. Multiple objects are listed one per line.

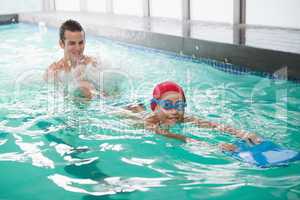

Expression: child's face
xmin=154 ymin=91 xmax=185 ymax=125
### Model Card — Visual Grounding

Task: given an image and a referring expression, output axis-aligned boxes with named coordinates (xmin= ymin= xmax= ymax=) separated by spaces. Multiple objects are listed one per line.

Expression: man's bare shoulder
xmin=48 ymin=59 xmax=64 ymax=70
xmin=83 ymin=56 xmax=97 ymax=66
xmin=44 ymin=59 xmax=65 ymax=81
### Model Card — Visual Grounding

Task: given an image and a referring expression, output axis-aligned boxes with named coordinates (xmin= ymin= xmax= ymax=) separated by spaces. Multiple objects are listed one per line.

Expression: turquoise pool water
xmin=0 ymin=23 xmax=299 ymax=200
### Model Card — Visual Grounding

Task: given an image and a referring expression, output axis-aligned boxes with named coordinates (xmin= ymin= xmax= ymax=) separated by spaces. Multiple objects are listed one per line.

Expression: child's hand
xmin=219 ymin=143 xmax=237 ymax=152
xmin=242 ymin=133 xmax=261 ymax=144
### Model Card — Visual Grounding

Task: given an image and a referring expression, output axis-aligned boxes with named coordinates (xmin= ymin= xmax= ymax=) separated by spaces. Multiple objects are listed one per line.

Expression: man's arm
xmin=185 ymin=116 xmax=261 ymax=144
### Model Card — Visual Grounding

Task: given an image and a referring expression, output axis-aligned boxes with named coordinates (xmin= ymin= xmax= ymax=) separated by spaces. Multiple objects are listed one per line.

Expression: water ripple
xmin=48 ymin=174 xmax=171 ymax=196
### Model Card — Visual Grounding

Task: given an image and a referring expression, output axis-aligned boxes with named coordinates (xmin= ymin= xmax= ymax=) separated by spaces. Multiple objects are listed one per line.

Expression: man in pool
xmin=126 ymin=81 xmax=261 ymax=151
xmin=44 ymin=19 xmax=100 ymax=99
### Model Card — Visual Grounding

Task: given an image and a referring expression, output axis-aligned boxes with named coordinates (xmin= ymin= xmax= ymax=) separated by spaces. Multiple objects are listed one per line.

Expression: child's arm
xmin=144 ymin=121 xmax=198 ymax=143
xmin=219 ymin=143 xmax=237 ymax=152
xmin=107 ymin=107 xmax=143 ymax=120
xmin=145 ymin=121 xmax=238 ymax=151
xmin=185 ymin=116 xmax=261 ymax=144
xmin=145 ymin=123 xmax=188 ymax=142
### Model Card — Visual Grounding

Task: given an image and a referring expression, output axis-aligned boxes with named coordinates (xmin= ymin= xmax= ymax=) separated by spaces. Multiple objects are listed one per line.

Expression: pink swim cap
xmin=151 ymin=81 xmax=186 ymax=111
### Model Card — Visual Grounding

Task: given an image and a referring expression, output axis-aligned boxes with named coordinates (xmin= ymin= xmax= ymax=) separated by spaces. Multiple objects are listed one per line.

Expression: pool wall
xmin=2 ymin=12 xmax=300 ymax=81
xmin=0 ymin=14 xmax=18 ymax=25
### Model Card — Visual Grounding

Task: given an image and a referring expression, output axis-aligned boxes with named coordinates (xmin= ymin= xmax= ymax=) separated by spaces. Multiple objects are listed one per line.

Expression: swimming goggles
xmin=151 ymin=98 xmax=187 ymax=111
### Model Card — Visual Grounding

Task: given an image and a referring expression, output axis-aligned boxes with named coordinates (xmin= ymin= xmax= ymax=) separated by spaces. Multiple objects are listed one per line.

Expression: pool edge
xmin=8 ymin=12 xmax=300 ymax=81
xmin=0 ymin=14 xmax=18 ymax=25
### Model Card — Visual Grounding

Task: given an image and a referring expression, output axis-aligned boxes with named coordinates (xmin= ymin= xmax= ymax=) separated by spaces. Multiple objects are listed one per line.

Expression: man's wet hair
xmin=59 ymin=19 xmax=84 ymax=43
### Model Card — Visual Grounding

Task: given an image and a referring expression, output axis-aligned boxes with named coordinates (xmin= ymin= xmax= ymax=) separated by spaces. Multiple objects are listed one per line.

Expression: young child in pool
xmin=126 ymin=81 xmax=261 ymax=151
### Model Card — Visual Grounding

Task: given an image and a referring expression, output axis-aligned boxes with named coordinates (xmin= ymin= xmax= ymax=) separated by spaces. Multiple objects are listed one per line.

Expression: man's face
xmin=60 ymin=30 xmax=85 ymax=62
xmin=154 ymin=91 xmax=185 ymax=125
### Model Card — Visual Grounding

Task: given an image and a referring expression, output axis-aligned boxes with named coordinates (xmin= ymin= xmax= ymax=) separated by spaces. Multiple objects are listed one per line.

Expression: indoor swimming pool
xmin=0 ymin=23 xmax=299 ymax=200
